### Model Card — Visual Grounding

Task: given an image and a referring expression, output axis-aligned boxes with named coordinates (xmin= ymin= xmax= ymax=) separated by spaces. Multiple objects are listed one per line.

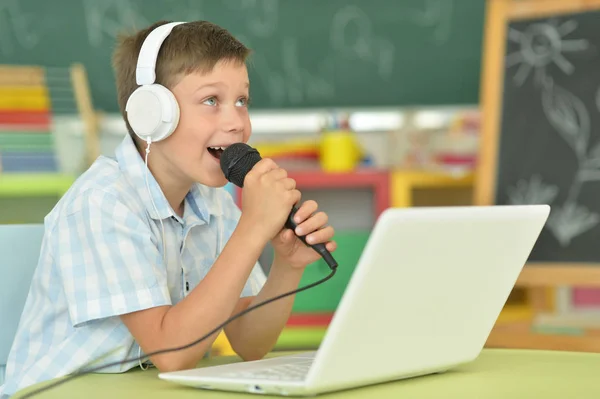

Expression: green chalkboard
xmin=1 ymin=0 xmax=485 ymax=111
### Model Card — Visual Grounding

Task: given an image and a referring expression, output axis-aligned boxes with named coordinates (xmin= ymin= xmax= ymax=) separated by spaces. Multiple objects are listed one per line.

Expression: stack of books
xmin=0 ymin=67 xmax=58 ymax=173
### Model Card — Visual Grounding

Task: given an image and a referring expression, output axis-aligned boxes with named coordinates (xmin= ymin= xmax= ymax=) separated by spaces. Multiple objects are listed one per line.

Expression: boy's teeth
xmin=209 ymin=146 xmax=226 ymax=150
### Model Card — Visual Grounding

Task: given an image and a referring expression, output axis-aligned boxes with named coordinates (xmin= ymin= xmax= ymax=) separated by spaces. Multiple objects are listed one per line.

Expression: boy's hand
xmin=239 ymin=158 xmax=301 ymax=244
xmin=270 ymin=200 xmax=337 ymax=269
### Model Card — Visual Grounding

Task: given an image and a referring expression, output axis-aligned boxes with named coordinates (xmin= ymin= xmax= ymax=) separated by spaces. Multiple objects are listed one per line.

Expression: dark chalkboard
xmin=0 ymin=0 xmax=485 ymax=111
xmin=495 ymin=10 xmax=600 ymax=262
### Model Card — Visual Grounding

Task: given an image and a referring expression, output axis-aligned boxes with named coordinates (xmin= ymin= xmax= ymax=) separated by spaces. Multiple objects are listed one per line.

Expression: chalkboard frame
xmin=476 ymin=0 xmax=600 ymax=290
xmin=478 ymin=1 xmax=600 ymax=353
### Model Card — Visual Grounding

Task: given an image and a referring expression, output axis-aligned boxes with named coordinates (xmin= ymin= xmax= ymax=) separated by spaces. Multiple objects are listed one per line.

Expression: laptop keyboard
xmin=223 ymin=360 xmax=313 ymax=381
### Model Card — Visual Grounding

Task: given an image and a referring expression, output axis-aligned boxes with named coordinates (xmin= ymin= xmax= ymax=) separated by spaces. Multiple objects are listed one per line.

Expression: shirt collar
xmin=115 ymin=134 xmax=223 ymax=222
xmin=184 ymin=183 xmax=224 ymax=224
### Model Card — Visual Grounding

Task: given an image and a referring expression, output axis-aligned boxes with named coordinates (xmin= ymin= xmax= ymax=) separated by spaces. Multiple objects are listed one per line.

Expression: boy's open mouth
xmin=207 ymin=146 xmax=226 ymax=160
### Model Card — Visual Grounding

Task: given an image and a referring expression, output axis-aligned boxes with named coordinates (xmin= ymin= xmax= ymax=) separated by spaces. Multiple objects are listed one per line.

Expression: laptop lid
xmin=305 ymin=205 xmax=549 ymax=393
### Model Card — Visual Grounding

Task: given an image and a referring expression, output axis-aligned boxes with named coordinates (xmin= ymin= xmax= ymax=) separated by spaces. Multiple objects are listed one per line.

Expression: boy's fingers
xmin=251 ymin=158 xmax=279 ymax=175
xmin=279 ymin=228 xmax=295 ymax=243
xmin=305 ymin=226 xmax=335 ymax=245
xmin=263 ymin=166 xmax=287 ymax=180
xmin=293 ymin=200 xmax=318 ymax=224
xmin=245 ymin=158 xmax=279 ymax=185
xmin=295 ymin=211 xmax=328 ymax=236
xmin=281 ymin=177 xmax=296 ymax=190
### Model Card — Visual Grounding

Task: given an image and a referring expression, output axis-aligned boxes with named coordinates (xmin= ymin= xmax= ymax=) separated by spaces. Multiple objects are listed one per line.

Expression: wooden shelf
xmin=391 ymin=169 xmax=475 ymax=207
xmin=487 ymin=323 xmax=600 ymax=352
xmin=496 ymin=304 xmax=533 ymax=324
xmin=516 ymin=265 xmax=600 ymax=288
xmin=235 ymin=168 xmax=391 ymax=218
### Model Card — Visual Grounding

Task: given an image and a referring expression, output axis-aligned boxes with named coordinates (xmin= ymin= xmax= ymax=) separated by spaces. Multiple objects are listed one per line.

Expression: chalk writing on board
xmin=404 ymin=0 xmax=454 ymax=45
xmin=249 ymin=37 xmax=335 ymax=105
xmin=225 ymin=0 xmax=278 ymax=37
xmin=505 ymin=19 xmax=589 ymax=87
xmin=0 ymin=0 xmax=40 ymax=55
xmin=84 ymin=0 xmax=149 ymax=47
xmin=330 ymin=5 xmax=395 ymax=80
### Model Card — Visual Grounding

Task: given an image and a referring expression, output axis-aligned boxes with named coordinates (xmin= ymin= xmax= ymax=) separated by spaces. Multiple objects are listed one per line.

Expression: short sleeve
xmin=218 ymin=187 xmax=267 ymax=297
xmin=52 ymin=189 xmax=172 ymax=327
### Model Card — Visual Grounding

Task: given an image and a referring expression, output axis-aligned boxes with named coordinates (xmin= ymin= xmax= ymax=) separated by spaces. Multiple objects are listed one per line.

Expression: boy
xmin=0 ymin=20 xmax=335 ymax=397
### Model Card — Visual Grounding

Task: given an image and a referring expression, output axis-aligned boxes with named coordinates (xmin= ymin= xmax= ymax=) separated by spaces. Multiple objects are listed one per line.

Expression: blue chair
xmin=0 ymin=224 xmax=44 ymax=385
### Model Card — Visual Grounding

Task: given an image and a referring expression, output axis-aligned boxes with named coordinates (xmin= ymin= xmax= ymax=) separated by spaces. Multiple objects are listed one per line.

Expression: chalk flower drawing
xmin=505 ymin=19 xmax=589 ymax=86
xmin=506 ymin=19 xmax=600 ymax=247
xmin=540 ymin=81 xmax=600 ymax=246
xmin=546 ymin=203 xmax=600 ymax=247
xmin=542 ymin=81 xmax=590 ymax=159
xmin=583 ymin=141 xmax=600 ymax=170
xmin=507 ymin=175 xmax=559 ymax=205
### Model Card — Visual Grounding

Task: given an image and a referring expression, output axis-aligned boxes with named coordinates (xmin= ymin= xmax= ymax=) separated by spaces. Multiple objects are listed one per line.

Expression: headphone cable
xmin=18 ymin=265 xmax=337 ymax=398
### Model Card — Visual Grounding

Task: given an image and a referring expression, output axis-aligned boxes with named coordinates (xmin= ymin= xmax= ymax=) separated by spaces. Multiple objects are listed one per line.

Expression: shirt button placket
xmin=178 ymin=221 xmax=189 ymax=298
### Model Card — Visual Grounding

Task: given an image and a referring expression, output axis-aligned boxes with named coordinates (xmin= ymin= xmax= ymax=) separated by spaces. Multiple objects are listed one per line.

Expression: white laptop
xmin=159 ymin=204 xmax=550 ymax=396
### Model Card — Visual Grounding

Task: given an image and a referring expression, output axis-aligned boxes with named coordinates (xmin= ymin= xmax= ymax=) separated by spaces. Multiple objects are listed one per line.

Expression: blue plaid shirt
xmin=0 ymin=134 xmax=266 ymax=397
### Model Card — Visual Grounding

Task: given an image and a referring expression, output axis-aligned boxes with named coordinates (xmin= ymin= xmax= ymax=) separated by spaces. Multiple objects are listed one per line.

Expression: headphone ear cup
xmin=125 ymin=84 xmax=179 ymax=142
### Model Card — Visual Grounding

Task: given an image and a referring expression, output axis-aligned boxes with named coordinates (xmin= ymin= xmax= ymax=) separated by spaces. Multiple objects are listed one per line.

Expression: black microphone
xmin=220 ymin=143 xmax=338 ymax=270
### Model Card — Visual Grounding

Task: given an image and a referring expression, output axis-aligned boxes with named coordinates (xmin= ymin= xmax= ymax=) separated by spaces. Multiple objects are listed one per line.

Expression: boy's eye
xmin=236 ymin=97 xmax=249 ymax=107
xmin=203 ymin=97 xmax=217 ymax=106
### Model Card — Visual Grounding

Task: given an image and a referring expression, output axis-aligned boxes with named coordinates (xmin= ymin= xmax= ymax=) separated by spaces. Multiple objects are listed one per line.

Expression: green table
xmin=13 ymin=349 xmax=600 ymax=398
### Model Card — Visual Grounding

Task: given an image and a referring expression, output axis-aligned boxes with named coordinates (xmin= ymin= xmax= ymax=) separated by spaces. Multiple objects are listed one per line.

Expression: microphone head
xmin=220 ymin=143 xmax=262 ymax=187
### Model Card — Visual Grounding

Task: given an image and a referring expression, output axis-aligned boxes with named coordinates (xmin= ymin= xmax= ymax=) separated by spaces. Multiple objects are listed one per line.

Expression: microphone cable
xmin=18 ymin=265 xmax=337 ymax=399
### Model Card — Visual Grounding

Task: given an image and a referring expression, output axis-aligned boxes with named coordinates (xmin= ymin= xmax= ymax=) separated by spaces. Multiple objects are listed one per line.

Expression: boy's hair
xmin=112 ymin=20 xmax=251 ymax=142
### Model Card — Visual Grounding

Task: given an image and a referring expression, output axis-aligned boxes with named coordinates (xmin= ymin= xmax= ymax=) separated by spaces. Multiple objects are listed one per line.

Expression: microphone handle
xmin=285 ymin=206 xmax=338 ymax=270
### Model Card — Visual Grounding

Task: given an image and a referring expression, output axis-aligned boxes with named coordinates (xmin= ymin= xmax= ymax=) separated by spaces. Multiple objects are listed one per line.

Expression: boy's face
xmin=157 ymin=59 xmax=252 ymax=188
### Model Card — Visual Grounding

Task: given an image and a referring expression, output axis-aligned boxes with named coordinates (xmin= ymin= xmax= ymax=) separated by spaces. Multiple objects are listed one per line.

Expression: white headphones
xmin=125 ymin=21 xmax=186 ymax=143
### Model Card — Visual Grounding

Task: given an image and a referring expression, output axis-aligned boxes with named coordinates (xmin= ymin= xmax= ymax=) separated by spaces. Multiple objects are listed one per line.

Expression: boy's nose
xmin=221 ymin=108 xmax=245 ymax=133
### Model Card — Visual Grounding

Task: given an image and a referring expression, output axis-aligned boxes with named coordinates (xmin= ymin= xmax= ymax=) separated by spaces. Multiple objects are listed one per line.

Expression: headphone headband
xmin=136 ymin=22 xmax=185 ymax=85
xmin=126 ymin=21 xmax=186 ymax=143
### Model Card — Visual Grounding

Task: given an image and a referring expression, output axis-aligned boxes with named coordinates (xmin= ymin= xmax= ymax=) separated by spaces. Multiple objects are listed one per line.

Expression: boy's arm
xmin=54 ymin=157 xmax=296 ymax=373
xmin=121 ymin=158 xmax=300 ymax=371
xmin=120 ymin=217 xmax=267 ymax=371
xmin=224 ymin=197 xmax=336 ymax=359
xmin=224 ymin=256 xmax=303 ymax=360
